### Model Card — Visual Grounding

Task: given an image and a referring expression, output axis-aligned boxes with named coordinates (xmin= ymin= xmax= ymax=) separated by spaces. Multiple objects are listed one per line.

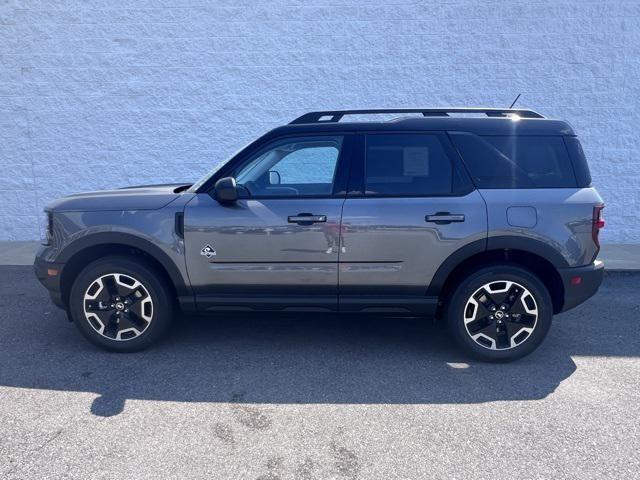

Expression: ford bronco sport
xmin=34 ymin=108 xmax=605 ymax=361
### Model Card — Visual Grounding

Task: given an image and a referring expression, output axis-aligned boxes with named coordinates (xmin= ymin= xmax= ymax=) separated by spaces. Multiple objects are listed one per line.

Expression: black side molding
xmin=339 ymin=295 xmax=438 ymax=315
xmin=194 ymin=294 xmax=438 ymax=315
xmin=197 ymin=294 xmax=338 ymax=312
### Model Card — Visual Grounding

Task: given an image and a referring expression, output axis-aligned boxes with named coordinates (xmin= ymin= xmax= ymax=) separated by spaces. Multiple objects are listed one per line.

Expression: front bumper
xmin=558 ymin=260 xmax=604 ymax=312
xmin=34 ymin=251 xmax=66 ymax=309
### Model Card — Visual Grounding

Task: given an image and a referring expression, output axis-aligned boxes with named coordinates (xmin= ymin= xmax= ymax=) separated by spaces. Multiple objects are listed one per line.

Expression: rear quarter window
xmin=450 ymin=133 xmax=577 ymax=188
xmin=564 ymin=136 xmax=592 ymax=187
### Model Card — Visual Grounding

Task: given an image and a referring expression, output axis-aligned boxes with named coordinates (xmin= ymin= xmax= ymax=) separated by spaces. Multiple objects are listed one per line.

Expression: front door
xmin=339 ymin=132 xmax=487 ymax=313
xmin=184 ymin=134 xmax=351 ymax=312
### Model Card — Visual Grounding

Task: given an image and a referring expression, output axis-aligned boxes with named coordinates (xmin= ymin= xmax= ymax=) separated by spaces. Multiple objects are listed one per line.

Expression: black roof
xmin=270 ymin=108 xmax=575 ymax=137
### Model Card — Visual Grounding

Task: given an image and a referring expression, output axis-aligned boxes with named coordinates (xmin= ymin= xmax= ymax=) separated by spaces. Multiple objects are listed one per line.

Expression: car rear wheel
xmin=69 ymin=255 xmax=174 ymax=352
xmin=445 ymin=265 xmax=553 ymax=362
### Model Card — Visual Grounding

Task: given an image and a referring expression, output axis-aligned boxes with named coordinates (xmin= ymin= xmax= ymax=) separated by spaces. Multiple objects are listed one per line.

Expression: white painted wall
xmin=1 ymin=0 xmax=638 ymax=242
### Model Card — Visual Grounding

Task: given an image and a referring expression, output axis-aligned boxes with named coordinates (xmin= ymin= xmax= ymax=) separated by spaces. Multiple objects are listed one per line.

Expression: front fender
xmin=55 ymin=230 xmax=191 ymax=297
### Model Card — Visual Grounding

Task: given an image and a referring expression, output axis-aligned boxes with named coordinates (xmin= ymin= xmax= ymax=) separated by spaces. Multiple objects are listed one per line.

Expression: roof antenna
xmin=509 ymin=93 xmax=522 ymax=109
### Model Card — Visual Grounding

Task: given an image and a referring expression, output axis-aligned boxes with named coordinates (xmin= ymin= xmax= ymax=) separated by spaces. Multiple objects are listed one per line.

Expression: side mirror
xmin=268 ymin=170 xmax=281 ymax=185
xmin=214 ymin=177 xmax=238 ymax=204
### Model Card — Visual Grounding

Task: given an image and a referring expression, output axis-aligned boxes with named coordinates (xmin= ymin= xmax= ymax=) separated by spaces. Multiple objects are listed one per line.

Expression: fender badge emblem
xmin=200 ymin=244 xmax=216 ymax=258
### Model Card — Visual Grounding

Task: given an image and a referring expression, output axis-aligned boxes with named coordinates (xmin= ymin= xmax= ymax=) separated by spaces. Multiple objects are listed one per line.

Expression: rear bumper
xmin=33 ymin=253 xmax=66 ymax=309
xmin=558 ymin=260 xmax=604 ymax=312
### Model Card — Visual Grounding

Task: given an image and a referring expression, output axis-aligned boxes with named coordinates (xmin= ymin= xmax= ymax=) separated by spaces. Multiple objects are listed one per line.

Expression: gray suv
xmin=34 ymin=108 xmax=605 ymax=361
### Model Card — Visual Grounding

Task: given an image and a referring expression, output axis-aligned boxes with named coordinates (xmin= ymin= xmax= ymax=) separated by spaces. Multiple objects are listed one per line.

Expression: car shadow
xmin=1 ymin=268 xmax=638 ymax=417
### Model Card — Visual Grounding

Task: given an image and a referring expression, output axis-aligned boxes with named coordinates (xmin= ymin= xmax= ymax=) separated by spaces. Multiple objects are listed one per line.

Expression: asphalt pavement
xmin=0 ymin=266 xmax=638 ymax=479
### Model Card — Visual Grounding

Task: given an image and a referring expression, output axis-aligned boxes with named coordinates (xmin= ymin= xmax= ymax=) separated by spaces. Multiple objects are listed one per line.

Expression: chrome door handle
xmin=288 ymin=214 xmax=327 ymax=224
xmin=425 ymin=212 xmax=465 ymax=224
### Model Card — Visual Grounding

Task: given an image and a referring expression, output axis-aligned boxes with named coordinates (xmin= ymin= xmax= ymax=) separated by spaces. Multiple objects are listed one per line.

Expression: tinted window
xmin=365 ymin=134 xmax=453 ymax=196
xmin=450 ymin=133 xmax=576 ymax=188
xmin=564 ymin=136 xmax=592 ymax=187
xmin=235 ymin=136 xmax=342 ymax=197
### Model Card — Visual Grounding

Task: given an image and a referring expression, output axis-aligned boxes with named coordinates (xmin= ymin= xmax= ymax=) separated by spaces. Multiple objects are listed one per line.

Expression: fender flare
xmin=427 ymin=235 xmax=570 ymax=296
xmin=57 ymin=232 xmax=191 ymax=296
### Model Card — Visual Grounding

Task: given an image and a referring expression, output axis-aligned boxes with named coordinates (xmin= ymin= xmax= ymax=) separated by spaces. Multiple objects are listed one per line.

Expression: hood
xmin=46 ymin=183 xmax=192 ymax=212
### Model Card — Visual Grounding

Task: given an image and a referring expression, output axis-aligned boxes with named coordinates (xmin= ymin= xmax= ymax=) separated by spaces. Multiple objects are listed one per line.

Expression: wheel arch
xmin=57 ymin=233 xmax=190 ymax=309
xmin=429 ymin=237 xmax=567 ymax=315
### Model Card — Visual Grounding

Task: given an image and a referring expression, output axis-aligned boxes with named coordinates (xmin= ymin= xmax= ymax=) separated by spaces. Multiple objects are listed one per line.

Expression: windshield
xmin=188 ymin=139 xmax=255 ymax=193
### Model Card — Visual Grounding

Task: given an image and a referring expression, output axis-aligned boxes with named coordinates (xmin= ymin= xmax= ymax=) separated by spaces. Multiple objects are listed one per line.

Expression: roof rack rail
xmin=290 ymin=108 xmax=544 ymax=124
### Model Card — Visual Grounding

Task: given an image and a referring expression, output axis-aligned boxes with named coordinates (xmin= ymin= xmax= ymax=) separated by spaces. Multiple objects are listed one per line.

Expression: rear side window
xmin=364 ymin=134 xmax=453 ymax=196
xmin=450 ymin=133 xmax=577 ymax=188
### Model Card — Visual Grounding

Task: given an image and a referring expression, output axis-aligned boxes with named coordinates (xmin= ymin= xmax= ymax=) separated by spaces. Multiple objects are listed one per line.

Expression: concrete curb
xmin=1 ymin=241 xmax=638 ymax=270
xmin=597 ymin=244 xmax=640 ymax=271
xmin=0 ymin=242 xmax=41 ymax=266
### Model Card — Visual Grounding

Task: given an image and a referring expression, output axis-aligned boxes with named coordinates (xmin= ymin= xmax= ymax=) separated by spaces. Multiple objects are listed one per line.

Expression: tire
xmin=444 ymin=264 xmax=553 ymax=362
xmin=69 ymin=255 xmax=174 ymax=352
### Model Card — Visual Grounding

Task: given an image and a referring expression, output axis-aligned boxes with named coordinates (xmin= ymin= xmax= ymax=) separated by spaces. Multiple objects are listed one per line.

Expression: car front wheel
xmin=69 ymin=255 xmax=174 ymax=352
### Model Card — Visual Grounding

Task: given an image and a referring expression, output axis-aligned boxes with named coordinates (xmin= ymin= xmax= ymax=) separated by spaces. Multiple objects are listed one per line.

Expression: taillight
xmin=592 ymin=205 xmax=605 ymax=248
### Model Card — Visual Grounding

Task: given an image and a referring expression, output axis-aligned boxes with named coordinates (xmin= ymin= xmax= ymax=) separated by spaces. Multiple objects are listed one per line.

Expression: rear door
xmin=184 ymin=134 xmax=352 ymax=312
xmin=339 ymin=132 xmax=487 ymax=313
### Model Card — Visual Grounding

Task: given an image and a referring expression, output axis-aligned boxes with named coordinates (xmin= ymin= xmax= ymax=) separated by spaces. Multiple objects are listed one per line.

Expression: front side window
xmin=364 ymin=134 xmax=453 ymax=196
xmin=235 ymin=136 xmax=342 ymax=197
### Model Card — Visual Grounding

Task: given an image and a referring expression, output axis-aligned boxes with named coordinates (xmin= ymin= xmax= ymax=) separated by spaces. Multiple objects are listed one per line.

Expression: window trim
xmin=346 ymin=131 xmax=474 ymax=199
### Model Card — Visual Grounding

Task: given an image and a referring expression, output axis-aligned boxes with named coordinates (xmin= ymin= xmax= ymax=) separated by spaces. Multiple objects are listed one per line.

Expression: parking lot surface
xmin=1 ymin=266 xmax=638 ymax=479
